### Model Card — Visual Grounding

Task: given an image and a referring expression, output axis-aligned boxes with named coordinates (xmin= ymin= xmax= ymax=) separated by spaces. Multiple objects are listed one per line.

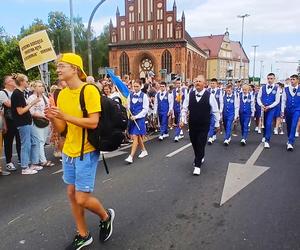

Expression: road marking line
xmin=166 ymin=143 xmax=192 ymax=158
xmin=8 ymin=214 xmax=24 ymax=225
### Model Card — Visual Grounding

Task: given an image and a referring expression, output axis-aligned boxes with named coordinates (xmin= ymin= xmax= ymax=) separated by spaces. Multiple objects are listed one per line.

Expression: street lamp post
xmin=237 ymin=14 xmax=250 ymax=80
xmin=252 ymin=45 xmax=259 ymax=82
xmin=259 ymin=60 xmax=264 ymax=84
xmin=69 ymin=0 xmax=75 ymax=53
xmin=87 ymin=0 xmax=107 ymax=76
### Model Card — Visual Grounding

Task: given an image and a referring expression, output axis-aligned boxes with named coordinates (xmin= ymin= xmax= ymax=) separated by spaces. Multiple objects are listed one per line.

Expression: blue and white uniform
xmin=257 ymin=84 xmax=281 ymax=143
xmin=172 ymin=87 xmax=186 ymax=138
xmin=239 ymin=92 xmax=255 ymax=140
xmin=281 ymin=85 xmax=300 ymax=145
xmin=128 ymin=91 xmax=149 ymax=135
xmin=208 ymin=88 xmax=223 ymax=139
xmin=222 ymin=93 xmax=239 ymax=141
xmin=254 ymin=92 xmax=261 ymax=119
xmin=154 ymin=90 xmax=173 ymax=136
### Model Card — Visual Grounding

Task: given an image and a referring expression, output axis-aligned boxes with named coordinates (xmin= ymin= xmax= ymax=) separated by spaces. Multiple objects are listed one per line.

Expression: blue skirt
xmin=128 ymin=117 xmax=146 ymax=135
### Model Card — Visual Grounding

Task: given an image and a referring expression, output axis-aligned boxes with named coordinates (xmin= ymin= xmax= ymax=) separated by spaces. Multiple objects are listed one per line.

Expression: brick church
xmin=108 ymin=0 xmax=207 ymax=82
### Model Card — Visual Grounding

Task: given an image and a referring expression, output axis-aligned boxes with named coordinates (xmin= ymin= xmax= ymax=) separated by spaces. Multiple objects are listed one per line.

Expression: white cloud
xmin=174 ymin=0 xmax=300 ymax=36
xmin=84 ymin=16 xmax=111 ymax=36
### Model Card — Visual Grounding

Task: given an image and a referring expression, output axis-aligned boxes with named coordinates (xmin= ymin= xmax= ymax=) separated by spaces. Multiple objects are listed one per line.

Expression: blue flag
xmin=106 ymin=68 xmax=130 ymax=98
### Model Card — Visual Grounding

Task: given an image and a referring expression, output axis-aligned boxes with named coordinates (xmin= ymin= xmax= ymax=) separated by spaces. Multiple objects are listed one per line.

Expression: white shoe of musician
xmin=193 ymin=167 xmax=201 ymax=176
xmin=138 ymin=151 xmax=148 ymax=158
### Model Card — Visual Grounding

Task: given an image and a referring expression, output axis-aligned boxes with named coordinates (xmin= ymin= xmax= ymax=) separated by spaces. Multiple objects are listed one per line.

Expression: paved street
xmin=0 ymin=129 xmax=300 ymax=250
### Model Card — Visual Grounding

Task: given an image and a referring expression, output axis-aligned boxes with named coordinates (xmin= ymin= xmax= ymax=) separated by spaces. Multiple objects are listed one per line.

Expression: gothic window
xmin=162 ymin=50 xmax=172 ymax=74
xmin=120 ymin=52 xmax=129 ymax=77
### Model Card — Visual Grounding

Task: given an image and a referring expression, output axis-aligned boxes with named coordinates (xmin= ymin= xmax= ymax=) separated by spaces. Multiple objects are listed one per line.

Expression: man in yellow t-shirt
xmin=45 ymin=53 xmax=115 ymax=250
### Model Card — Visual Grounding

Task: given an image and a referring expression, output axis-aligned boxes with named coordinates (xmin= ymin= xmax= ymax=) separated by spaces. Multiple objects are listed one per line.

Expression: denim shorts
xmin=62 ymin=151 xmax=100 ymax=192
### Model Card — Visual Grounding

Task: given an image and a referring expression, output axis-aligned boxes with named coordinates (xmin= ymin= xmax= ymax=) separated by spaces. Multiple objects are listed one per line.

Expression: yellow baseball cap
xmin=57 ymin=53 xmax=87 ymax=81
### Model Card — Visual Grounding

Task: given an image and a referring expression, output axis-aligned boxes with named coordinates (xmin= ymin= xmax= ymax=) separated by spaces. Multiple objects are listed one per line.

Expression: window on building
xmin=162 ymin=50 xmax=172 ymax=74
xmin=129 ymin=26 xmax=135 ymax=40
xmin=129 ymin=12 xmax=135 ymax=23
xmin=120 ymin=52 xmax=130 ymax=77
xmin=147 ymin=24 xmax=154 ymax=39
xmin=167 ymin=22 xmax=173 ymax=38
xmin=157 ymin=8 xmax=163 ymax=20
xmin=138 ymin=0 xmax=144 ymax=21
xmin=138 ymin=26 xmax=144 ymax=40
xmin=147 ymin=0 xmax=153 ymax=21
xmin=157 ymin=23 xmax=163 ymax=39
xmin=120 ymin=27 xmax=126 ymax=41
xmin=112 ymin=31 xmax=117 ymax=43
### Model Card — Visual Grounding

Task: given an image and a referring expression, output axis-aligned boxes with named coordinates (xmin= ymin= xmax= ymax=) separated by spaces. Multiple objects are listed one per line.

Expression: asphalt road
xmin=0 ymin=128 xmax=299 ymax=250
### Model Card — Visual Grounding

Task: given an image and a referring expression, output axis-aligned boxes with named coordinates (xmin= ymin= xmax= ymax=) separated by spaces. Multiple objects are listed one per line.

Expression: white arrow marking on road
xmin=220 ymin=144 xmax=270 ymax=206
xmin=166 ymin=143 xmax=192 ymax=158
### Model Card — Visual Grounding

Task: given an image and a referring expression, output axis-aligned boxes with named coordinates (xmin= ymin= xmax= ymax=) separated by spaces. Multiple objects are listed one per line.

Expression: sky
xmin=1 ymin=0 xmax=300 ymax=81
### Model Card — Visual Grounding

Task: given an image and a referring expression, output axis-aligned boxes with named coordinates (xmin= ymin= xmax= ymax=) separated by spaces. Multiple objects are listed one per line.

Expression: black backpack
xmin=79 ymin=84 xmax=128 ymax=171
xmin=1 ymin=90 xmax=13 ymax=121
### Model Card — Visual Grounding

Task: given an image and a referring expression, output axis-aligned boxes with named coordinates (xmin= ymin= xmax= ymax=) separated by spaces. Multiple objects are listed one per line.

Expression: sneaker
xmin=212 ymin=135 xmax=217 ymax=141
xmin=162 ymin=134 xmax=169 ymax=138
xmin=224 ymin=139 xmax=229 ymax=146
xmin=262 ymin=137 xmax=266 ymax=143
xmin=241 ymin=139 xmax=246 ymax=146
xmin=65 ymin=233 xmax=93 ymax=250
xmin=232 ymin=133 xmax=238 ymax=137
xmin=287 ymin=143 xmax=294 ymax=152
xmin=6 ymin=162 xmax=16 ymax=171
xmin=264 ymin=142 xmax=270 ymax=149
xmin=296 ymin=132 xmax=299 ymax=138
xmin=193 ymin=167 xmax=201 ymax=175
xmin=30 ymin=165 xmax=43 ymax=171
xmin=138 ymin=151 xmax=148 ymax=158
xmin=125 ymin=155 xmax=133 ymax=164
xmin=201 ymin=158 xmax=205 ymax=164
xmin=99 ymin=208 xmax=115 ymax=242
xmin=255 ymin=127 xmax=258 ymax=132
xmin=178 ymin=135 xmax=184 ymax=140
xmin=158 ymin=135 xmax=163 ymax=141
xmin=279 ymin=130 xmax=284 ymax=135
xmin=258 ymin=129 xmax=262 ymax=134
xmin=274 ymin=128 xmax=278 ymax=135
xmin=174 ymin=136 xmax=179 ymax=142
xmin=207 ymin=137 xmax=213 ymax=145
xmin=180 ymin=130 xmax=184 ymax=136
xmin=0 ymin=170 xmax=11 ymax=176
xmin=22 ymin=168 xmax=38 ymax=175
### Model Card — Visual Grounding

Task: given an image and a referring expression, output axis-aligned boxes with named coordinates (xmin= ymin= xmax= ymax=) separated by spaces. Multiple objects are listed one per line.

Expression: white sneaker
xmin=193 ymin=167 xmax=201 ymax=175
xmin=279 ymin=130 xmax=284 ymax=135
xmin=255 ymin=127 xmax=259 ymax=132
xmin=30 ymin=165 xmax=43 ymax=171
xmin=158 ymin=135 xmax=163 ymax=141
xmin=174 ymin=136 xmax=179 ymax=142
xmin=125 ymin=155 xmax=133 ymax=164
xmin=6 ymin=162 xmax=17 ymax=171
xmin=138 ymin=151 xmax=148 ymax=158
xmin=241 ymin=139 xmax=246 ymax=145
xmin=178 ymin=135 xmax=184 ymax=140
xmin=208 ymin=137 xmax=213 ymax=145
xmin=180 ymin=130 xmax=184 ymax=136
xmin=274 ymin=128 xmax=278 ymax=135
xmin=162 ymin=134 xmax=169 ymax=138
xmin=224 ymin=139 xmax=229 ymax=146
xmin=258 ymin=129 xmax=262 ymax=134
xmin=22 ymin=167 xmax=38 ymax=175
xmin=201 ymin=158 xmax=205 ymax=164
xmin=296 ymin=132 xmax=299 ymax=137
xmin=262 ymin=137 xmax=266 ymax=143
xmin=228 ymin=137 xmax=232 ymax=143
xmin=212 ymin=135 xmax=217 ymax=141
xmin=287 ymin=143 xmax=294 ymax=151
xmin=264 ymin=142 xmax=270 ymax=149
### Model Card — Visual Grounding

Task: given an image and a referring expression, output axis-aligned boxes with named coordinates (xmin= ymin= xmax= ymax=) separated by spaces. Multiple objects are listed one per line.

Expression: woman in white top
xmin=27 ymin=81 xmax=54 ymax=167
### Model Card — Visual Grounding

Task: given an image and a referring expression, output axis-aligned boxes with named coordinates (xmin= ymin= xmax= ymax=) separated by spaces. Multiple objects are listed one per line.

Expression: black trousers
xmin=189 ymin=126 xmax=209 ymax=168
xmin=3 ymin=119 xmax=21 ymax=164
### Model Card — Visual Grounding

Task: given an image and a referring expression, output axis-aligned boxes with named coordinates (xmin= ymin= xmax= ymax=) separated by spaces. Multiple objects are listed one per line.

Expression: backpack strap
xmin=79 ymin=83 xmax=101 ymax=161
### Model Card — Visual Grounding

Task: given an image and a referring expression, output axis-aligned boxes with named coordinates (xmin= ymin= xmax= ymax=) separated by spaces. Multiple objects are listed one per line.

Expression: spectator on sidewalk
xmin=0 ymin=110 xmax=10 ymax=176
xmin=0 ymin=75 xmax=21 ymax=171
xmin=11 ymin=73 xmax=43 ymax=175
xmin=27 ymin=80 xmax=54 ymax=167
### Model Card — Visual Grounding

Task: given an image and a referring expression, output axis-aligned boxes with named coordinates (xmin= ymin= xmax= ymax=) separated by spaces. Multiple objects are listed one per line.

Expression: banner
xmin=19 ymin=30 xmax=56 ymax=70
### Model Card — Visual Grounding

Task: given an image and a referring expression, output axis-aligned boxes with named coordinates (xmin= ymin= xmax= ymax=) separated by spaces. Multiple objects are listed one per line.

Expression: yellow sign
xmin=19 ymin=30 xmax=57 ymax=70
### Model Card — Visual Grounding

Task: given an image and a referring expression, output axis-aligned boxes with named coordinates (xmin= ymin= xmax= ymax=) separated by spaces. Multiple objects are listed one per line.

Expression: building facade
xmin=108 ymin=0 xmax=207 ymax=82
xmin=193 ymin=31 xmax=250 ymax=82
